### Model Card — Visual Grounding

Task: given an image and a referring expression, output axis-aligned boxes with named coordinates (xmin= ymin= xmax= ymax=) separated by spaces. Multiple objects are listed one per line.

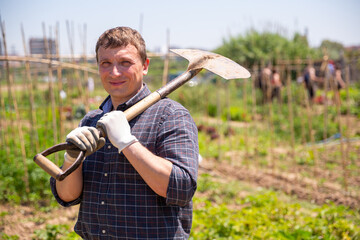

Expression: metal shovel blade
xmin=170 ymin=49 xmax=251 ymax=80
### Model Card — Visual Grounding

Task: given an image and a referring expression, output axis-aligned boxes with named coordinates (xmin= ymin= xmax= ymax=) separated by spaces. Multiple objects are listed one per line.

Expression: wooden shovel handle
xmin=33 ymin=142 xmax=85 ymax=181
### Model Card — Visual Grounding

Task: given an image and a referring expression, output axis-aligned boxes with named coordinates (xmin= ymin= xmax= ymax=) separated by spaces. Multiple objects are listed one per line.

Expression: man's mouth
xmin=109 ymin=80 xmax=126 ymax=86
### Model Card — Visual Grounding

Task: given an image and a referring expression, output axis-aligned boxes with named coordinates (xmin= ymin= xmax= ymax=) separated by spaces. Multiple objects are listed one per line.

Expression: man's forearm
xmin=55 ymin=161 xmax=83 ymax=202
xmin=123 ymin=141 xmax=173 ymax=198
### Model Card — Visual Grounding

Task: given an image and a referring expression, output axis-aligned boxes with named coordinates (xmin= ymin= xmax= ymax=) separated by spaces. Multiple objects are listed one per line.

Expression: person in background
xmin=303 ymin=64 xmax=317 ymax=102
xmin=271 ymin=68 xmax=282 ymax=103
xmin=50 ymin=26 xmax=199 ymax=239
xmin=260 ymin=64 xmax=272 ymax=103
xmin=333 ymin=63 xmax=346 ymax=105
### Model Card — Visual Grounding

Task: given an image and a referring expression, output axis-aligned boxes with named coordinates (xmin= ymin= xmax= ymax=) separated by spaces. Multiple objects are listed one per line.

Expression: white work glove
xmin=96 ymin=111 xmax=138 ymax=153
xmin=65 ymin=126 xmax=106 ymax=163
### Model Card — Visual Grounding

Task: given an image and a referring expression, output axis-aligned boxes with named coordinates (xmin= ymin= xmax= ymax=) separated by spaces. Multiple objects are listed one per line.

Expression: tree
xmin=320 ymin=40 xmax=344 ymax=60
xmin=215 ymin=30 xmax=320 ymax=67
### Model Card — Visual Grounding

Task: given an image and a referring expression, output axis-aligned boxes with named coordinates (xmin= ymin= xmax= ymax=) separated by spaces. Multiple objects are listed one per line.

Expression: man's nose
xmin=110 ymin=64 xmax=122 ymax=77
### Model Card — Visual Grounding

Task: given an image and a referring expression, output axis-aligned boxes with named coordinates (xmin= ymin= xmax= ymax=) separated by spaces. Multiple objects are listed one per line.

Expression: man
xmin=50 ymin=26 xmax=199 ymax=239
xmin=303 ymin=64 xmax=317 ymax=101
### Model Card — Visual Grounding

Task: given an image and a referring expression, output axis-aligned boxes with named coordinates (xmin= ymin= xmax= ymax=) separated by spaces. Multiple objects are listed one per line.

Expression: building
xmin=29 ymin=38 xmax=56 ymax=56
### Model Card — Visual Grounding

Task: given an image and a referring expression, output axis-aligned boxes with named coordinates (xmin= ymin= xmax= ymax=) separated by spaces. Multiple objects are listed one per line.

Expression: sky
xmin=1 ymin=0 xmax=359 ymax=56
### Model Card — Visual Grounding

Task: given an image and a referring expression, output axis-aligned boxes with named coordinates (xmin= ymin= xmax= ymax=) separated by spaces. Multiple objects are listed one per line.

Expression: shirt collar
xmin=99 ymin=83 xmax=152 ymax=113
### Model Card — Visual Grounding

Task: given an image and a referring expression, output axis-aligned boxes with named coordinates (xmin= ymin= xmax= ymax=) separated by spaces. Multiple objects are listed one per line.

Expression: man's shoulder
xmin=154 ymin=98 xmax=190 ymax=115
xmin=80 ymin=109 xmax=103 ymax=126
xmin=145 ymin=98 xmax=196 ymax=127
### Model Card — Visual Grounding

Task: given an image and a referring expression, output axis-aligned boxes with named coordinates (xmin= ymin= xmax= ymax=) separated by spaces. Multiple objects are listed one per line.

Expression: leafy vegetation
xmin=190 ymin=173 xmax=360 ymax=240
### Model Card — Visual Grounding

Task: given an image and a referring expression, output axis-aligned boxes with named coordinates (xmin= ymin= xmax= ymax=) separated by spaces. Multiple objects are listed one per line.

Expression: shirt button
xmin=107 ymin=145 xmax=111 ymax=149
xmin=101 ymin=201 xmax=105 ymax=205
xmin=102 ymin=230 xmax=106 ymax=234
xmin=104 ymin=173 xmax=108 ymax=177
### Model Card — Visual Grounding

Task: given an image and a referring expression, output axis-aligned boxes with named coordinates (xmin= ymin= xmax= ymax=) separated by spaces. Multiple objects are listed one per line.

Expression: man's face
xmin=98 ymin=44 xmax=149 ymax=107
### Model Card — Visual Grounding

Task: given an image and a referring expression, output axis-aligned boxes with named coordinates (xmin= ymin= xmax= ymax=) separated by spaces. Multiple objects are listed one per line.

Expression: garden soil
xmin=1 ymin=153 xmax=359 ymax=239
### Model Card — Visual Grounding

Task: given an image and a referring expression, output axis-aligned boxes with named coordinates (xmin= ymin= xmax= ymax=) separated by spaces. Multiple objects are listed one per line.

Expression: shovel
xmin=34 ymin=49 xmax=251 ymax=181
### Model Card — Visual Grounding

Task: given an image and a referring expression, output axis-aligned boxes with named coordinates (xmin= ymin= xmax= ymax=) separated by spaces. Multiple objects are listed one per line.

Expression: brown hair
xmin=95 ymin=26 xmax=147 ymax=63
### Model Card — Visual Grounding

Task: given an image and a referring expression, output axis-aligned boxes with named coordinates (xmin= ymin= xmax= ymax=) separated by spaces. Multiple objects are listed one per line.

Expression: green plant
xmin=191 ymin=183 xmax=360 ymax=239
xmin=33 ymin=224 xmax=78 ymax=240
xmin=0 ymin=233 xmax=20 ymax=240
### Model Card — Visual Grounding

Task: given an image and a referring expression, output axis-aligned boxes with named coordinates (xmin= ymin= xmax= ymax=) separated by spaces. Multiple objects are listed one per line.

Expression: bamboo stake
xmin=21 ymin=23 xmax=39 ymax=153
xmin=266 ymin=71 xmax=275 ymax=170
xmin=0 ymin=55 xmax=98 ymax=73
xmin=251 ymin=64 xmax=258 ymax=166
xmin=1 ymin=20 xmax=30 ymax=193
xmin=0 ymin=30 xmax=10 ymax=158
xmin=286 ymin=65 xmax=295 ymax=161
xmin=344 ymin=65 xmax=351 ymax=169
xmin=55 ymin=22 xmax=65 ymax=141
xmin=242 ymin=76 xmax=249 ymax=166
xmin=331 ymin=65 xmax=348 ymax=191
xmin=42 ymin=23 xmax=59 ymax=161
xmin=318 ymin=55 xmax=329 ymax=168
xmin=216 ymin=77 xmax=222 ymax=161
xmin=225 ymin=80 xmax=231 ymax=151
xmin=162 ymin=29 xmax=170 ymax=86
xmin=66 ymin=20 xmax=83 ymax=103
xmin=0 ymin=62 xmax=10 ymax=158
xmin=79 ymin=23 xmax=90 ymax=113
xmin=297 ymin=65 xmax=307 ymax=145
xmin=302 ymin=76 xmax=318 ymax=177
xmin=268 ymin=91 xmax=275 ymax=171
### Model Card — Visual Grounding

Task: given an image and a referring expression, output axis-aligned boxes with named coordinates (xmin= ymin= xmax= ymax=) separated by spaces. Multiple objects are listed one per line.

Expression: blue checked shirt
xmin=50 ymin=84 xmax=199 ymax=239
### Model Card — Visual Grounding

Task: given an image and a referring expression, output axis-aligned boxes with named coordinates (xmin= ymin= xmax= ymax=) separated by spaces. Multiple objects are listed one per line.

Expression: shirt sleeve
xmin=156 ymin=107 xmax=199 ymax=206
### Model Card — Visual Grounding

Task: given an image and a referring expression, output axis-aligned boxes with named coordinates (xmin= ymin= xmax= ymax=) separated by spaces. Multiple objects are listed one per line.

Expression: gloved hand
xmin=65 ymin=126 xmax=106 ymax=163
xmin=96 ymin=111 xmax=138 ymax=153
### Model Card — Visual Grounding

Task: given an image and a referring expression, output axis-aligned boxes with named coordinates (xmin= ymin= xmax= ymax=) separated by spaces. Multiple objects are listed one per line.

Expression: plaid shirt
xmin=50 ymin=84 xmax=199 ymax=239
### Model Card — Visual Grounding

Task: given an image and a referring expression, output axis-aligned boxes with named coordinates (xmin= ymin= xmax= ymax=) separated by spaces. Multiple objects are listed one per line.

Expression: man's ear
xmin=143 ymin=58 xmax=150 ymax=75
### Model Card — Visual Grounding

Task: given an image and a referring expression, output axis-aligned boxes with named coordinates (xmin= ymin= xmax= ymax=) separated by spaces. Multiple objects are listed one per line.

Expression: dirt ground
xmin=1 ymin=151 xmax=359 ymax=239
xmin=0 ymin=204 xmax=78 ymax=239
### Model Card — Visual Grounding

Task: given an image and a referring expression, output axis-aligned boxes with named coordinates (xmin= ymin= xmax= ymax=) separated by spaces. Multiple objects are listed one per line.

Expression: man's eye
xmin=101 ymin=61 xmax=111 ymax=67
xmin=122 ymin=61 xmax=132 ymax=66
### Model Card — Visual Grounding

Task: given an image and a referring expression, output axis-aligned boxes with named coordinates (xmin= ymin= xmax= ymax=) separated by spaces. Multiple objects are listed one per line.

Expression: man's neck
xmin=111 ymin=85 xmax=144 ymax=110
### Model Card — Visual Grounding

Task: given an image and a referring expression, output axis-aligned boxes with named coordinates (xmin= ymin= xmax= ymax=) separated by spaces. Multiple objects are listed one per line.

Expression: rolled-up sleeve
xmin=50 ymin=176 xmax=82 ymax=207
xmin=156 ymin=107 xmax=199 ymax=206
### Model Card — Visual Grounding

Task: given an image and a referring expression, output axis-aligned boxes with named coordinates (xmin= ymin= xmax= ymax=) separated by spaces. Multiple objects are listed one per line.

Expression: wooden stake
xmin=286 ymin=65 xmax=295 ymax=161
xmin=1 ymin=20 xmax=30 ymax=193
xmin=21 ymin=23 xmax=39 ymax=153
xmin=331 ymin=65 xmax=348 ymax=191
xmin=79 ymin=23 xmax=90 ymax=112
xmin=0 ymin=65 xmax=10 ymax=158
xmin=344 ymin=65 xmax=351 ymax=172
xmin=251 ymin=64 xmax=258 ymax=166
xmin=216 ymin=77 xmax=222 ymax=161
xmin=55 ymin=22 xmax=65 ymax=141
xmin=66 ymin=20 xmax=83 ymax=104
xmin=321 ymin=58 xmax=329 ymax=166
xmin=243 ymin=76 xmax=249 ymax=166
xmin=0 ymin=55 xmax=98 ymax=73
xmin=267 ymin=77 xmax=275 ymax=170
xmin=162 ymin=29 xmax=170 ymax=86
xmin=302 ymin=76 xmax=318 ymax=177
xmin=42 ymin=23 xmax=59 ymax=155
xmin=297 ymin=65 xmax=307 ymax=145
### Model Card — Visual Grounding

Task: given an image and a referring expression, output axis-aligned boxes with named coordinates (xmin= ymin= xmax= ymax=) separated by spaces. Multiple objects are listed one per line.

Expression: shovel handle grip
xmin=33 ymin=125 xmax=107 ymax=181
xmin=33 ymin=142 xmax=85 ymax=181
